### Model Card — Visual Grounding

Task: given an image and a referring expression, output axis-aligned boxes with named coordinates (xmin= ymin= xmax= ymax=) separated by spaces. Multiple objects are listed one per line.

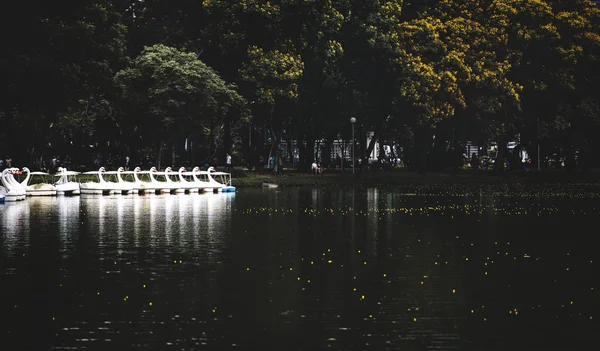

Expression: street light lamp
xmin=350 ymin=117 xmax=356 ymax=175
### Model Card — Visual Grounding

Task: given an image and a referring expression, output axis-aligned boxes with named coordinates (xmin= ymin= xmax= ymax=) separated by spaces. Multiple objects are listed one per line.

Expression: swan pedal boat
xmin=54 ymin=167 xmax=81 ymax=195
xmin=207 ymin=168 xmax=236 ymax=193
xmin=76 ymin=166 xmax=234 ymax=196
xmin=1 ymin=168 xmax=27 ymax=201
xmin=139 ymin=167 xmax=179 ymax=195
xmin=20 ymin=168 xmax=57 ymax=196
xmin=79 ymin=167 xmax=112 ymax=195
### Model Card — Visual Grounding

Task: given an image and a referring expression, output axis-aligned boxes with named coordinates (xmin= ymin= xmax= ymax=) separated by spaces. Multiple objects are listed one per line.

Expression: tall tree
xmin=0 ymin=0 xmax=127 ymax=165
xmin=114 ymin=44 xmax=247 ymax=169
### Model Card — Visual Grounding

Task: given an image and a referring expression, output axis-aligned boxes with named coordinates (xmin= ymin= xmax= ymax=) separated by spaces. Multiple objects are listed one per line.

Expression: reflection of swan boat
xmin=0 ymin=200 xmax=29 ymax=251
xmin=20 ymin=167 xmax=57 ymax=196
xmin=54 ymin=167 xmax=81 ymax=195
xmin=1 ymin=168 xmax=26 ymax=201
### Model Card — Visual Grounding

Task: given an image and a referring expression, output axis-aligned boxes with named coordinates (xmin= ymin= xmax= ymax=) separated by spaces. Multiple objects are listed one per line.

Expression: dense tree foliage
xmin=1 ymin=0 xmax=599 ymax=172
xmin=114 ymin=44 xmax=247 ymax=168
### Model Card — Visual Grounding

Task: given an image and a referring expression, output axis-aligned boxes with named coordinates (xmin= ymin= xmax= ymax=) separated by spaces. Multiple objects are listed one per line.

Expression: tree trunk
xmin=157 ymin=140 xmax=163 ymax=170
xmin=565 ymin=142 xmax=574 ymax=172
xmin=269 ymin=126 xmax=281 ymax=162
xmin=171 ymin=143 xmax=176 ymax=167
xmin=298 ymin=134 xmax=314 ymax=172
xmin=494 ymin=136 xmax=507 ymax=174
xmin=452 ymin=128 xmax=459 ymax=174
xmin=415 ymin=127 xmax=430 ymax=175
xmin=341 ymin=139 xmax=345 ymax=171
xmin=224 ymin=120 xmax=232 ymax=156
xmin=378 ymin=136 xmax=385 ymax=168
xmin=364 ymin=134 xmax=378 ymax=171
xmin=191 ymin=139 xmax=195 ymax=167
xmin=581 ymin=137 xmax=590 ymax=172
xmin=285 ymin=134 xmax=295 ymax=169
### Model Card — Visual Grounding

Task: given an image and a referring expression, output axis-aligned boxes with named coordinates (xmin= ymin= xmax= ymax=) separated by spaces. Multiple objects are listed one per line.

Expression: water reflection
xmin=55 ymin=196 xmax=80 ymax=253
xmin=0 ymin=201 xmax=30 ymax=257
xmin=74 ymin=194 xmax=235 ymax=251
xmin=1 ymin=188 xmax=599 ymax=350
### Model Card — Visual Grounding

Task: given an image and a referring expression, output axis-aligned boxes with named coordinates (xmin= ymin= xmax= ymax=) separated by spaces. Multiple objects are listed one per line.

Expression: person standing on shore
xmin=226 ymin=153 xmax=232 ymax=171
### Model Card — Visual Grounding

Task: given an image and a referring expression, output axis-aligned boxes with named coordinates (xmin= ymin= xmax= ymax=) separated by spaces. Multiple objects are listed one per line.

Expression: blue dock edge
xmin=221 ymin=186 xmax=236 ymax=193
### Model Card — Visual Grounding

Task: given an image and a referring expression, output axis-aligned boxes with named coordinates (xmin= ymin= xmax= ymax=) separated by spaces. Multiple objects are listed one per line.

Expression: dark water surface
xmin=1 ymin=186 xmax=599 ymax=350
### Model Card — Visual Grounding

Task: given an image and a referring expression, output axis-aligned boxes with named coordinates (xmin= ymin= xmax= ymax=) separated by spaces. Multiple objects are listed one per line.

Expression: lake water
xmin=1 ymin=186 xmax=599 ymax=350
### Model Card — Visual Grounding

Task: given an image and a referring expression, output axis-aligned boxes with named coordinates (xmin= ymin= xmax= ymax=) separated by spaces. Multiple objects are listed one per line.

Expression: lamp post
xmin=350 ymin=117 xmax=356 ymax=175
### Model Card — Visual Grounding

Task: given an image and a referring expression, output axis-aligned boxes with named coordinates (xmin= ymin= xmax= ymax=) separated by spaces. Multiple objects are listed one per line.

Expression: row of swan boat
xmin=0 ymin=166 xmax=235 ymax=202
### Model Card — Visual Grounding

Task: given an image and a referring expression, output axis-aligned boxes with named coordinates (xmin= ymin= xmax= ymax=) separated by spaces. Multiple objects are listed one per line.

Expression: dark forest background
xmin=1 ymin=0 xmax=599 ymax=173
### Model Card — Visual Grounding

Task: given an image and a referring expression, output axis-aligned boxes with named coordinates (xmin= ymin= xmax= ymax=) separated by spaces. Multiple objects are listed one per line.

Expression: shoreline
xmin=231 ymin=168 xmax=600 ymax=188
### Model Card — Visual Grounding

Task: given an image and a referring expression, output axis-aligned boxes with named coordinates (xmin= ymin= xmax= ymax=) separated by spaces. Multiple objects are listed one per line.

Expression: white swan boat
xmin=183 ymin=166 xmax=235 ymax=193
xmin=102 ymin=167 xmax=137 ymax=195
xmin=127 ymin=167 xmax=173 ymax=195
xmin=54 ymin=167 xmax=80 ymax=195
xmin=177 ymin=167 xmax=203 ymax=193
xmin=129 ymin=167 xmax=154 ymax=194
xmin=206 ymin=167 xmax=236 ymax=193
xmin=163 ymin=167 xmax=186 ymax=194
xmin=115 ymin=167 xmax=142 ymax=195
xmin=0 ymin=169 xmax=9 ymax=202
xmin=79 ymin=167 xmax=111 ymax=195
xmin=58 ymin=165 xmax=234 ymax=196
xmin=20 ymin=167 xmax=57 ymax=196
xmin=189 ymin=167 xmax=213 ymax=192
xmin=1 ymin=168 xmax=26 ymax=201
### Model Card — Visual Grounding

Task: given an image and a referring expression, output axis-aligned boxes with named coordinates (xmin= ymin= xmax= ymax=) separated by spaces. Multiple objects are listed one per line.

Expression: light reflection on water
xmin=0 ymin=187 xmax=599 ymax=350
xmin=0 ymin=201 xmax=30 ymax=257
